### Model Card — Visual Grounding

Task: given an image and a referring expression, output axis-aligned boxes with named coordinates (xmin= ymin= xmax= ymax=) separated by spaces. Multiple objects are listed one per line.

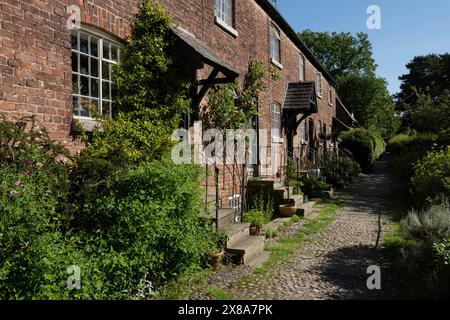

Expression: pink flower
xmin=23 ymin=161 xmax=32 ymax=166
xmin=24 ymin=170 xmax=32 ymax=175
xmin=23 ymin=242 xmax=30 ymax=250
xmin=15 ymin=181 xmax=22 ymax=187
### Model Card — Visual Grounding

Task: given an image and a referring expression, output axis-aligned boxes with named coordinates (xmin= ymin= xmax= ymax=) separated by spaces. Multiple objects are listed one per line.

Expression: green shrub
xmin=339 ymin=128 xmax=385 ymax=171
xmin=401 ymin=200 xmax=450 ymax=243
xmin=411 ymin=149 xmax=450 ymax=204
xmin=243 ymin=209 xmax=270 ymax=228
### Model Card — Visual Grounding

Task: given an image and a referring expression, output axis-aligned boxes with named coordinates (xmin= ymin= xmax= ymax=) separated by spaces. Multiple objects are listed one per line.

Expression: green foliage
xmin=251 ymin=190 xmax=274 ymax=223
xmin=402 ymin=91 xmax=450 ymax=133
xmin=85 ymin=0 xmax=191 ymax=164
xmin=298 ymin=30 xmax=376 ymax=79
xmin=204 ymin=59 xmax=266 ymax=130
xmin=243 ymin=209 xmax=269 ymax=228
xmin=401 ymin=200 xmax=450 ymax=243
xmin=324 ymin=155 xmax=361 ymax=181
xmin=339 ymin=128 xmax=385 ymax=171
xmin=396 ymin=53 xmax=450 ymax=108
xmin=412 ymin=149 xmax=450 ymax=204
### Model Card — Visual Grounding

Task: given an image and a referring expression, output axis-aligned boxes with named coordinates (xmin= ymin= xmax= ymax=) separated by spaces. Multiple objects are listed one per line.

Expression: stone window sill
xmin=215 ymin=17 xmax=239 ymax=38
xmin=271 ymin=58 xmax=283 ymax=70
xmin=72 ymin=117 xmax=101 ymax=133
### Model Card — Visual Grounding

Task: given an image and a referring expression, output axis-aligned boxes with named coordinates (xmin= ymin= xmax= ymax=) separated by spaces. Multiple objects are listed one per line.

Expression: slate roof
xmin=283 ymin=82 xmax=318 ymax=113
xmin=172 ymin=26 xmax=239 ymax=78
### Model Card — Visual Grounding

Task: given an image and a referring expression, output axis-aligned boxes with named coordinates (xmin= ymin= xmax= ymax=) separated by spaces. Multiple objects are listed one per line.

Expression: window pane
xmin=91 ymin=78 xmax=99 ymax=98
xmin=80 ymin=33 xmax=89 ymax=54
xmin=111 ymin=45 xmax=118 ymax=62
xmin=102 ymin=81 xmax=110 ymax=100
xmin=103 ymin=42 xmax=110 ymax=60
xmin=102 ymin=100 xmax=111 ymax=117
xmin=90 ymin=37 xmax=98 ymax=57
xmin=79 ymin=97 xmax=90 ymax=117
xmin=72 ymin=96 xmax=79 ymax=116
xmin=80 ymin=54 xmax=89 ymax=75
xmin=71 ymin=52 xmax=78 ymax=72
xmin=80 ymin=76 xmax=89 ymax=96
xmin=102 ymin=61 xmax=110 ymax=80
xmin=71 ymin=31 xmax=78 ymax=50
xmin=91 ymin=58 xmax=99 ymax=77
xmin=72 ymin=74 xmax=79 ymax=94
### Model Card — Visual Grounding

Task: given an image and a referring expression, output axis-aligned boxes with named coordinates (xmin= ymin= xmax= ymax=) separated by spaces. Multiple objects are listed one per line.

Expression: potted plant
xmin=279 ymin=199 xmax=297 ymax=217
xmin=207 ymin=233 xmax=227 ymax=271
xmin=243 ymin=209 xmax=266 ymax=236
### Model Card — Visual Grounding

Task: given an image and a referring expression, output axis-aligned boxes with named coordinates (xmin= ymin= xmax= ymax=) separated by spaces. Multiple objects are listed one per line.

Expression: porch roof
xmin=172 ymin=26 xmax=240 ymax=79
xmin=283 ymin=82 xmax=318 ymax=113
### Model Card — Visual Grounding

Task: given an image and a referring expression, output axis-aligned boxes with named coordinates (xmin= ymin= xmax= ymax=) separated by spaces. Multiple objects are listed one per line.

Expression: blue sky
xmin=276 ymin=0 xmax=450 ymax=94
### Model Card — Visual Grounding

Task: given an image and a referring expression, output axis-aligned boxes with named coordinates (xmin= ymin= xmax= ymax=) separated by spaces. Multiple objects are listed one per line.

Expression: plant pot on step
xmin=208 ymin=249 xmax=224 ymax=271
xmin=279 ymin=201 xmax=297 ymax=217
xmin=250 ymin=225 xmax=261 ymax=236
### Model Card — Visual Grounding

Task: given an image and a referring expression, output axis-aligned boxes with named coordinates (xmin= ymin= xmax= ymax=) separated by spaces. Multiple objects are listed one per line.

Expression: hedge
xmin=339 ymin=128 xmax=386 ymax=171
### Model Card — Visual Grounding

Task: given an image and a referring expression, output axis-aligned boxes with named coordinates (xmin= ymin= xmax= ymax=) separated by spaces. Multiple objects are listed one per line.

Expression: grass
xmin=206 ymin=286 xmax=235 ymax=300
xmin=153 ymin=269 xmax=213 ymax=300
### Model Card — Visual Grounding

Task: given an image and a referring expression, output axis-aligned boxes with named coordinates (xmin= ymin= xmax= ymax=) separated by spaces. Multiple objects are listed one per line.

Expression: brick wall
xmin=0 ymin=0 xmax=338 ymax=205
xmin=0 ymin=0 xmax=140 ymax=150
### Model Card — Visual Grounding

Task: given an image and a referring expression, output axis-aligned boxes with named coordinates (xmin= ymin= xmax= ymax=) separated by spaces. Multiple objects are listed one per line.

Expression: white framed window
xmin=316 ymin=72 xmax=323 ymax=98
xmin=71 ymin=27 xmax=122 ymax=119
xmin=272 ymin=102 xmax=282 ymax=142
xmin=328 ymin=86 xmax=333 ymax=106
xmin=270 ymin=25 xmax=281 ymax=65
xmin=299 ymin=55 xmax=305 ymax=82
xmin=214 ymin=0 xmax=233 ymax=27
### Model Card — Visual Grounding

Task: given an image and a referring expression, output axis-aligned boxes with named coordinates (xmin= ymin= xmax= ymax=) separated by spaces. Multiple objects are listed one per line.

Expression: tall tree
xmin=299 ymin=30 xmax=377 ymax=80
xmin=396 ymin=53 xmax=450 ymax=110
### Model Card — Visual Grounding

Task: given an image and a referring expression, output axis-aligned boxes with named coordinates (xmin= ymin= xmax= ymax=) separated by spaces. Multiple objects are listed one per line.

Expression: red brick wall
xmin=0 ymin=0 xmax=140 ymax=150
xmin=0 ymin=0 xmax=337 ymax=204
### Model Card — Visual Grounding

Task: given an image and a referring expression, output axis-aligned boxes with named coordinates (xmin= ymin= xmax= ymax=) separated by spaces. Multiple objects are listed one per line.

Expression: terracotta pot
xmin=250 ymin=225 xmax=261 ymax=236
xmin=209 ymin=250 xmax=224 ymax=271
xmin=279 ymin=204 xmax=297 ymax=217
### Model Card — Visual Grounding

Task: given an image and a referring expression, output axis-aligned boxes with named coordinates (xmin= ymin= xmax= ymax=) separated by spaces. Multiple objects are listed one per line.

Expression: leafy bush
xmin=243 ymin=209 xmax=269 ymax=228
xmin=339 ymin=128 xmax=385 ymax=171
xmin=411 ymin=149 xmax=450 ymax=204
xmin=401 ymin=200 xmax=450 ymax=243
xmin=324 ymin=155 xmax=361 ymax=181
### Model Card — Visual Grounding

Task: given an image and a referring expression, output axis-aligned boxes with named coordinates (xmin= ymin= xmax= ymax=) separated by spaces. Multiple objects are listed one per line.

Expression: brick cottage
xmin=0 ymin=0 xmax=357 ymax=211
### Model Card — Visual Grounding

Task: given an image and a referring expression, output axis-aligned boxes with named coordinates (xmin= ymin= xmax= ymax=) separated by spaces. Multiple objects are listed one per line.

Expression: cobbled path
xmin=200 ymin=160 xmax=401 ymax=300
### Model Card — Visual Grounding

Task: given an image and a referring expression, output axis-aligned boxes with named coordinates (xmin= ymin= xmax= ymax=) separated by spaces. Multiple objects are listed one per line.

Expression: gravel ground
xmin=192 ymin=160 xmax=401 ymax=300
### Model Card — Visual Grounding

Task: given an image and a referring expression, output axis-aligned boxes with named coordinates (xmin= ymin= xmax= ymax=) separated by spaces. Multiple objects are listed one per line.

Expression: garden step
xmin=226 ymin=236 xmax=265 ymax=265
xmin=292 ymin=194 xmax=305 ymax=207
xmin=224 ymin=222 xmax=251 ymax=247
xmin=297 ymin=201 xmax=317 ymax=220
xmin=246 ymin=250 xmax=271 ymax=268
xmin=263 ymin=217 xmax=292 ymax=234
xmin=213 ymin=209 xmax=236 ymax=230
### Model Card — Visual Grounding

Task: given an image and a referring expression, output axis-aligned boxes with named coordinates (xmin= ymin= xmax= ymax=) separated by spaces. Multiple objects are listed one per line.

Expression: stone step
xmin=224 ymin=222 xmax=251 ymax=247
xmin=263 ymin=217 xmax=291 ymax=234
xmin=226 ymin=235 xmax=265 ymax=265
xmin=297 ymin=201 xmax=318 ymax=220
xmin=246 ymin=251 xmax=271 ymax=268
xmin=212 ymin=208 xmax=236 ymax=230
